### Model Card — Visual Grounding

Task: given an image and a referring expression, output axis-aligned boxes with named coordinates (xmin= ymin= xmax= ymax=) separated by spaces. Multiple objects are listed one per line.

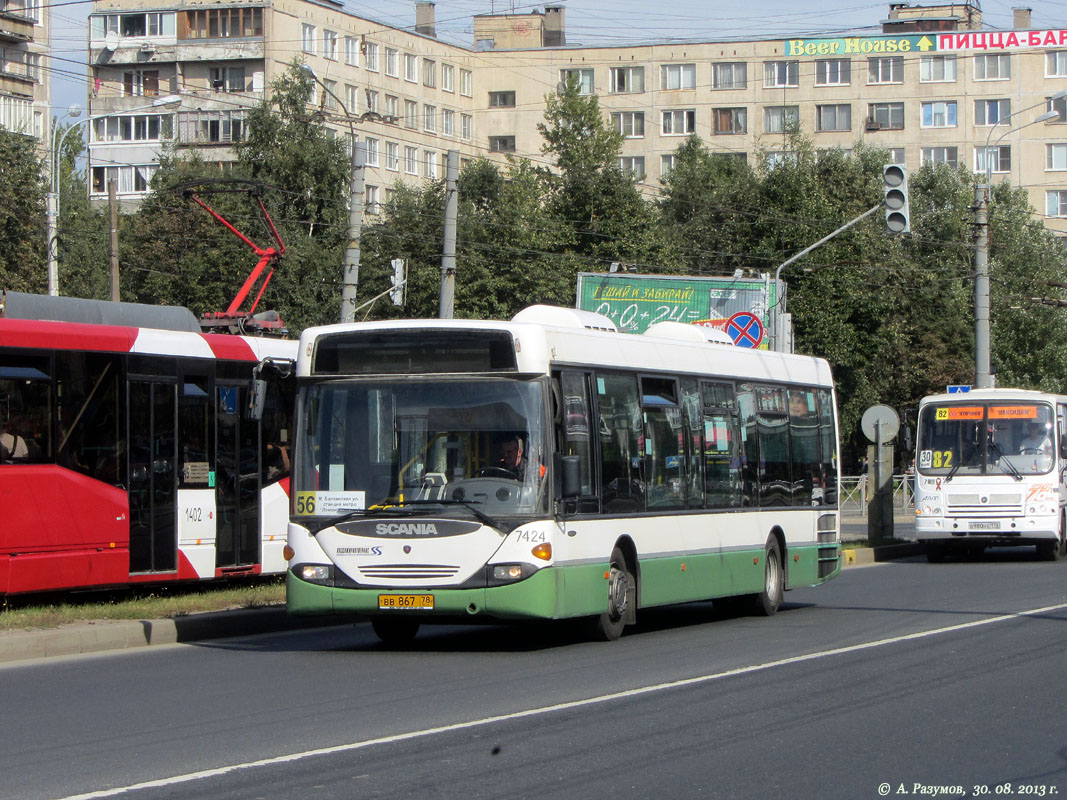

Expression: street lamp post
xmin=300 ymin=64 xmax=368 ymax=324
xmin=973 ymin=93 xmax=1065 ymax=388
xmin=46 ymin=94 xmax=181 ymax=297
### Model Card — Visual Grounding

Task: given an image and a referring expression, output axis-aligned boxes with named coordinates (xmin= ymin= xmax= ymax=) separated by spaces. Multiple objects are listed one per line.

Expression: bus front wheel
xmin=593 ymin=546 xmax=635 ymax=641
xmin=751 ymin=538 xmax=783 ymax=617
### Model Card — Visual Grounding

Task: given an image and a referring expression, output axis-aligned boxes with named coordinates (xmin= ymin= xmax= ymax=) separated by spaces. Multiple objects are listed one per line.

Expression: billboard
xmin=575 ymin=272 xmax=776 ymax=345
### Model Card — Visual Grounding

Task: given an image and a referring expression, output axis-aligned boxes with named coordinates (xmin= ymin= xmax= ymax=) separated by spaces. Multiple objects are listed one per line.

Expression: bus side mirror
xmin=1060 ymin=437 xmax=1067 ymax=460
xmin=246 ymin=379 xmax=266 ymax=421
xmin=561 ymin=455 xmax=582 ymax=499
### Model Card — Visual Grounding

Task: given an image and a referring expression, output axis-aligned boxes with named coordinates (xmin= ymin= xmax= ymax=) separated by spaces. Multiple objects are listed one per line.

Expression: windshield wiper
xmin=988 ymin=441 xmax=1023 ymax=481
xmin=944 ymin=448 xmax=979 ymax=483
xmin=393 ymin=498 xmax=501 ymax=530
xmin=306 ymin=504 xmax=437 ymax=533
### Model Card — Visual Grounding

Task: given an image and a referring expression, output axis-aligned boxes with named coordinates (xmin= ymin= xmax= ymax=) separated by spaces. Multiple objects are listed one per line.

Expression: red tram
xmin=0 ymin=292 xmax=297 ymax=596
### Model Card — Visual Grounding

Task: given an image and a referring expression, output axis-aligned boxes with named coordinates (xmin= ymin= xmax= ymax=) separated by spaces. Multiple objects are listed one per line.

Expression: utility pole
xmin=108 ymin=179 xmax=120 ymax=301
xmin=973 ymin=184 xmax=992 ymax=388
xmin=439 ymin=150 xmax=459 ymax=319
xmin=341 ymin=141 xmax=367 ymax=323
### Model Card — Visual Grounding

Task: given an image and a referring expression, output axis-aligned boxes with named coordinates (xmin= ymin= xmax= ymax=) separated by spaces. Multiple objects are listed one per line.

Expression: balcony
xmin=0 ymin=10 xmax=34 ymax=43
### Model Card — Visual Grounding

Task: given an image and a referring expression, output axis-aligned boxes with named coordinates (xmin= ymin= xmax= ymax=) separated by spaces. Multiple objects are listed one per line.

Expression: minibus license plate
xmin=378 ymin=594 xmax=434 ymax=609
xmin=970 ymin=521 xmax=1000 ymax=531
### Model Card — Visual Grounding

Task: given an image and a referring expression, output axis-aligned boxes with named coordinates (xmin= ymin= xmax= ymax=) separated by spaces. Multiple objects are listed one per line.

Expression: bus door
xmin=215 ymin=382 xmax=260 ymax=569
xmin=128 ymin=378 xmax=178 ymax=573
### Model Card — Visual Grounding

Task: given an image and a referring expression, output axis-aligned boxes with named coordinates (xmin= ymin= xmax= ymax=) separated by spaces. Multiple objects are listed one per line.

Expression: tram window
xmin=180 ymin=373 xmax=213 ymax=487
xmin=597 ymin=373 xmax=643 ymax=512
xmin=55 ymin=352 xmax=123 ymax=482
xmin=0 ymin=354 xmax=50 ymax=463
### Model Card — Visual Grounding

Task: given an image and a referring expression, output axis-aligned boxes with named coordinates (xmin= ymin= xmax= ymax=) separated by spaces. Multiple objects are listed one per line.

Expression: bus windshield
xmin=917 ymin=402 xmax=1056 ymax=478
xmin=294 ymin=376 xmax=548 ymax=521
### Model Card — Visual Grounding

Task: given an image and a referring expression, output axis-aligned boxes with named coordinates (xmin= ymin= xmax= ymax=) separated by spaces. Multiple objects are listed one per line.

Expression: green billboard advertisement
xmin=576 ymin=272 xmax=776 ymax=345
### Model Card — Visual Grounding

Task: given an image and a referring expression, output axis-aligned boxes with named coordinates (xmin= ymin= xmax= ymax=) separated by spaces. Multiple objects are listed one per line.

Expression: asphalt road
xmin=3 ymin=549 xmax=1066 ymax=800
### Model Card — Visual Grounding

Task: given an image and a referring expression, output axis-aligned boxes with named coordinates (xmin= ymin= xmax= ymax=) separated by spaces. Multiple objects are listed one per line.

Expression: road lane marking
xmin=55 ymin=601 xmax=1067 ymax=800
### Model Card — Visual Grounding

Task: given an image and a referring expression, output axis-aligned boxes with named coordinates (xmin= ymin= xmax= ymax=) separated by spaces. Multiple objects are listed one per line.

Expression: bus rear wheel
xmin=593 ymin=546 xmax=635 ymax=641
xmin=372 ymin=616 xmax=421 ymax=644
xmin=751 ymin=538 xmax=783 ymax=617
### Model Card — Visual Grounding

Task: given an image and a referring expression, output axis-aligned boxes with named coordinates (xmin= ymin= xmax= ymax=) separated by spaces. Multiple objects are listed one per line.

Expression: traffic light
xmin=389 ymin=258 xmax=406 ymax=306
xmin=882 ymin=164 xmax=910 ymax=234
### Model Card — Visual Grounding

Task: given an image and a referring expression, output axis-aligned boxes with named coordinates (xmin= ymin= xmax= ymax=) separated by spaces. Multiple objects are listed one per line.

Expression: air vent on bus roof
xmin=511 ymin=305 xmax=618 ymax=332
xmin=644 ymin=321 xmax=734 ymax=345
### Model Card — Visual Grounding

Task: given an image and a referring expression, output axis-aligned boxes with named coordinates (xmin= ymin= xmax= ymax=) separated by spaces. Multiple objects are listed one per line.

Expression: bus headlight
xmin=299 ymin=564 xmax=332 ymax=583
xmin=489 ymin=563 xmax=536 ymax=585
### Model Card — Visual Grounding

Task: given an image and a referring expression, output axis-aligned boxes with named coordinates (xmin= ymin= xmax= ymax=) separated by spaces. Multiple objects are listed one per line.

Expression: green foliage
xmin=0 ymin=129 xmax=47 ymax=293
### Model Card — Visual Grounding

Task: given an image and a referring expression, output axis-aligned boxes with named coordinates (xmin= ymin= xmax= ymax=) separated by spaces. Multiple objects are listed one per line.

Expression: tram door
xmin=216 ymin=383 xmax=260 ymax=568
xmin=128 ymin=380 xmax=178 ymax=573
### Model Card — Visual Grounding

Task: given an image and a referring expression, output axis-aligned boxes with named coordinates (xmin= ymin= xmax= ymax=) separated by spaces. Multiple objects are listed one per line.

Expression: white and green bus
xmin=284 ymin=305 xmax=842 ymax=642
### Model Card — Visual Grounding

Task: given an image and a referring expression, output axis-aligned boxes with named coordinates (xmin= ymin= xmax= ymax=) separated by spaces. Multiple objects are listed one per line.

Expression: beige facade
xmin=1 ymin=0 xmax=50 ymax=152
xmin=84 ymin=0 xmax=1067 ymax=235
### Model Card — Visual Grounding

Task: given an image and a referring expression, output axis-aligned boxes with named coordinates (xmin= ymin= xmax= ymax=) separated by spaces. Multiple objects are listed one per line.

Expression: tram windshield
xmin=917 ymin=402 xmax=1056 ymax=478
xmin=294 ymin=377 xmax=548 ymax=521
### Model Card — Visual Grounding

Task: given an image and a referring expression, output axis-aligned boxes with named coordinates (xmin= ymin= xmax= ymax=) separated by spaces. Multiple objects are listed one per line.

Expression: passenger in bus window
xmin=1018 ymin=421 xmax=1052 ymax=455
xmin=1 ymin=417 xmax=29 ymax=461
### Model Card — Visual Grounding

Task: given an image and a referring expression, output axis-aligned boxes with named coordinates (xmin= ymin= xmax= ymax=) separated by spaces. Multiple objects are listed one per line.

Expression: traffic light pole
xmin=974 ymin=184 xmax=992 ymax=388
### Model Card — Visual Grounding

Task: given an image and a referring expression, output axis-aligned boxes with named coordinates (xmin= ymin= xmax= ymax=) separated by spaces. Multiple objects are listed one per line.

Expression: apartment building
xmin=84 ymin=0 xmax=1067 ymax=235
xmin=1 ymin=0 xmax=49 ymax=148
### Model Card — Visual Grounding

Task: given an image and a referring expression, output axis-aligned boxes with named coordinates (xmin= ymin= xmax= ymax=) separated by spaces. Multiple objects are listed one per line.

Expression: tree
xmin=0 ymin=129 xmax=47 ymax=293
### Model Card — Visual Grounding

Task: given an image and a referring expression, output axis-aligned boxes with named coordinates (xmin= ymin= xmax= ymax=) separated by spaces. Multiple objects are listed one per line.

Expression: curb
xmin=841 ymin=542 xmax=925 ymax=567
xmin=0 ymin=607 xmax=361 ymax=666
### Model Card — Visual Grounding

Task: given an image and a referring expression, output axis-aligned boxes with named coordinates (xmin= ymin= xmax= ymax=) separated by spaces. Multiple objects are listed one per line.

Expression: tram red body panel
xmin=0 ymin=319 xmax=138 ymax=353
xmin=0 ymin=466 xmax=129 ymax=594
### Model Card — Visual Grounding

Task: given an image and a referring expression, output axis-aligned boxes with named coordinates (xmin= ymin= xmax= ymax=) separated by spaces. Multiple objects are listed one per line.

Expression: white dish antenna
xmin=103 ymin=31 xmax=119 ymax=52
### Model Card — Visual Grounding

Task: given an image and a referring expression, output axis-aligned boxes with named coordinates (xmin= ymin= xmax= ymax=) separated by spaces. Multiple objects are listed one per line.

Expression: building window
xmin=364 ymin=89 xmax=378 ymax=114
xmin=561 ymin=68 xmax=595 ymax=94
xmin=364 ymin=137 xmax=379 ymax=166
xmin=617 ymin=156 xmax=645 ymax=179
xmin=301 ymin=24 xmax=315 ymax=55
xmin=816 ymin=59 xmax=851 ymax=86
xmin=442 ymin=63 xmax=454 ymax=92
xmin=765 ymin=151 xmax=796 ymax=169
xmin=1049 ymin=95 xmax=1067 ymax=123
xmin=404 ymin=145 xmax=417 ymax=175
xmin=345 ymin=85 xmax=359 ymax=115
xmin=460 ymin=69 xmax=472 ymax=97
xmin=385 ymin=141 xmax=399 ymax=171
xmin=92 ymin=114 xmax=167 ymax=142
xmin=489 ymin=91 xmax=516 ymax=108
xmin=713 ymin=107 xmax=747 ymax=134
xmin=489 ymin=135 xmax=516 ymax=152
xmin=661 ymin=63 xmax=696 ymax=90
xmin=610 ymin=66 xmax=644 ymax=94
xmin=975 ymin=53 xmax=1011 ymax=80
xmin=611 ymin=111 xmax=645 ymax=138
xmin=345 ymin=37 xmax=360 ymax=67
xmin=868 ymin=56 xmax=903 ymax=84
xmin=424 ymin=149 xmax=438 ymax=179
xmin=208 ymin=66 xmax=245 ymax=93
xmin=384 ymin=94 xmax=398 ymax=120
xmin=365 ymin=185 xmax=379 ymax=215
xmin=816 ymin=104 xmax=851 ymax=132
xmin=404 ymin=53 xmax=418 ymax=82
xmin=920 ymin=54 xmax=956 ymax=82
xmin=91 ymin=164 xmax=157 ymax=195
xmin=867 ymin=102 xmax=904 ymax=130
xmin=1048 ymin=143 xmax=1067 ymax=170
xmin=461 ymin=113 xmax=472 ymax=140
xmin=921 ymin=101 xmax=957 ymax=128
xmin=712 ymin=62 xmax=746 ymax=90
xmin=385 ymin=47 xmax=398 ymax=77
xmin=1047 ymin=190 xmax=1067 ymax=216
xmin=322 ymin=30 xmax=337 ymax=60
xmin=95 ymin=10 xmax=177 ymax=38
xmin=922 ymin=146 xmax=958 ymax=167
xmin=764 ymin=105 xmax=799 ymax=133
xmin=975 ymin=99 xmax=1011 ymax=127
xmin=661 ymin=154 xmax=676 ymax=176
xmin=123 ymin=70 xmax=159 ymax=97
xmin=887 ymin=148 xmax=906 ymax=164
xmin=976 ymin=145 xmax=1010 ymax=174
xmin=763 ymin=61 xmax=798 ymax=88
xmin=322 ymin=79 xmax=338 ymax=111
xmin=1047 ymin=51 xmax=1067 ymax=78
xmin=194 ymin=113 xmax=244 ymax=143
xmin=662 ymin=109 xmax=696 ymax=135
xmin=422 ymin=58 xmax=436 ymax=88
xmin=364 ymin=42 xmax=379 ymax=72
xmin=423 ymin=103 xmax=436 ymax=132
xmin=404 ymin=99 xmax=417 ymax=128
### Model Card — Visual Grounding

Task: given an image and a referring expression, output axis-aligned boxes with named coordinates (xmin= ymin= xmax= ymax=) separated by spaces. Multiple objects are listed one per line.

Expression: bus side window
xmin=596 ymin=372 xmax=643 ymax=513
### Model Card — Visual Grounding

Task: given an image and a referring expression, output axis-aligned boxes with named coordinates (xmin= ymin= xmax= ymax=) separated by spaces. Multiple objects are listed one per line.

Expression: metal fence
xmin=839 ymin=474 xmax=914 ymax=518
